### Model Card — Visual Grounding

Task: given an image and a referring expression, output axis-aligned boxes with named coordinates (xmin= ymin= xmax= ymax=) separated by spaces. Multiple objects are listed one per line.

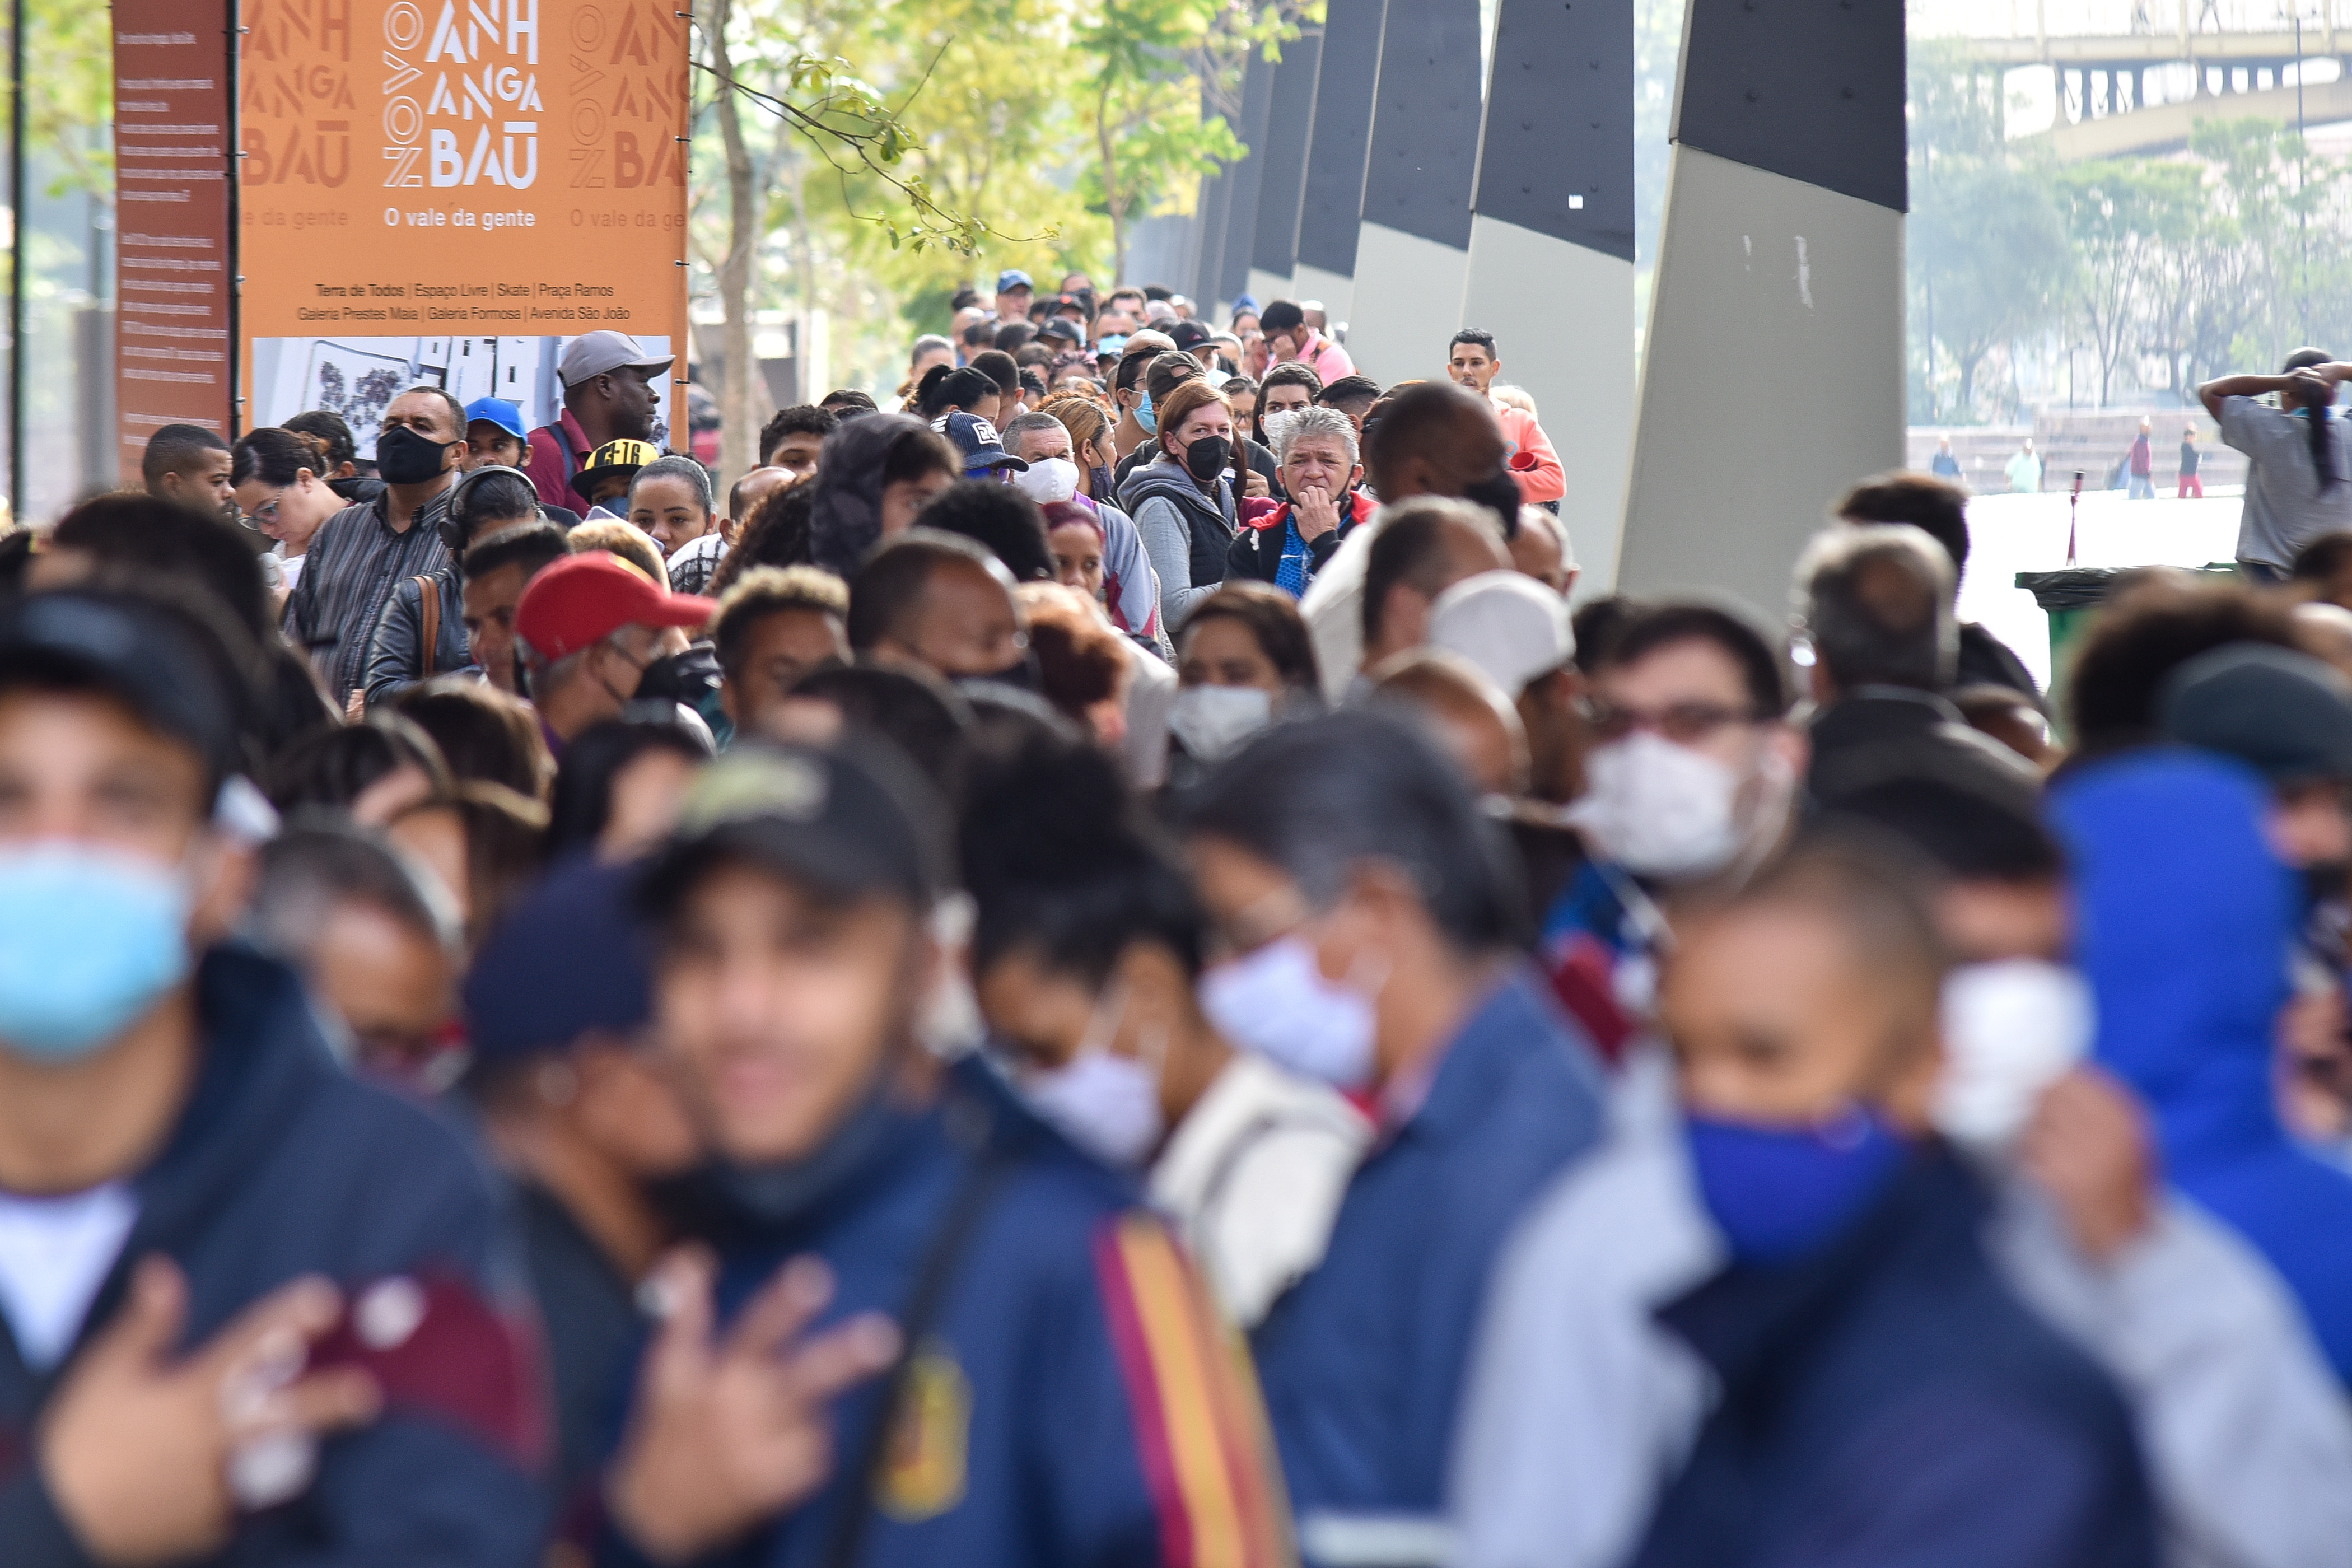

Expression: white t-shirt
xmin=0 ymin=1182 xmax=138 ymax=1368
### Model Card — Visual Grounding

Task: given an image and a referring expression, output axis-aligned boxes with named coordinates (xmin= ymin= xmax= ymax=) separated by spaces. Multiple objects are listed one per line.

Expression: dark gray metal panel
xmin=1294 ymin=0 xmax=1387 ymax=277
xmin=1474 ymin=0 xmax=1634 ymax=262
xmin=1217 ymin=49 xmax=1279 ymax=306
xmin=1672 ymin=0 xmax=1907 ymax=212
xmin=1252 ymin=32 xmax=1324 ymax=278
xmin=1359 ymin=0 xmax=1483 ymax=250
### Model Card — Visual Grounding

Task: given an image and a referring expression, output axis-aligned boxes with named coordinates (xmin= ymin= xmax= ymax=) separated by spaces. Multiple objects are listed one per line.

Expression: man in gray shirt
xmin=2201 ymin=351 xmax=2352 ymax=581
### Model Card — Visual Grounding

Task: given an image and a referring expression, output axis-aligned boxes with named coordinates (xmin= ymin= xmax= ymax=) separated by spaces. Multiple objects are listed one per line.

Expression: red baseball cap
xmin=514 ymin=550 xmax=716 ymax=662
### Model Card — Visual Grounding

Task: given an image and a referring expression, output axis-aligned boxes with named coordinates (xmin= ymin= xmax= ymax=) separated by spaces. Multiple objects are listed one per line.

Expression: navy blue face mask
xmin=1683 ymin=1107 xmax=1908 ymax=1265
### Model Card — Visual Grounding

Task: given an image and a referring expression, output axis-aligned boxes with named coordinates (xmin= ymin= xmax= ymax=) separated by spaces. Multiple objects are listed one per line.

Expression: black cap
xmin=2160 ymin=642 xmax=2352 ymax=783
xmin=1039 ymin=317 xmax=1082 ymax=346
xmin=0 ymin=590 xmax=241 ymax=785
xmin=464 ymin=856 xmax=652 ymax=1065
xmin=638 ymin=740 xmax=948 ymax=919
xmin=1169 ymin=319 xmax=1212 ymax=353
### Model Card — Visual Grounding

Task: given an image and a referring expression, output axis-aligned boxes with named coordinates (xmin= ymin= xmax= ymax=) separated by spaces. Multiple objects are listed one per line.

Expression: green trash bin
xmin=2015 ymin=564 xmax=2246 ymax=738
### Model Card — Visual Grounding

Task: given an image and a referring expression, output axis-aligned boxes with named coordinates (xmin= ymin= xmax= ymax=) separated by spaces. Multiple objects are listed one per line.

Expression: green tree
xmin=1911 ymin=156 xmax=2070 ymax=419
xmin=1077 ymin=0 xmax=1242 ymax=282
xmin=2052 ymin=160 xmax=2200 ymax=406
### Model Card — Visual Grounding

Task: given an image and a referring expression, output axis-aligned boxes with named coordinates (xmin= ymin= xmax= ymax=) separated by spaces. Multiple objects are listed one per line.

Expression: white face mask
xmin=1934 ymin=959 xmax=2093 ymax=1150
xmin=1199 ymin=933 xmax=1378 ymax=1089
xmin=1011 ymin=455 xmax=1080 ymax=505
xmin=1571 ymin=731 xmax=1749 ymax=879
xmin=1019 ymin=983 xmax=1165 ymax=1168
xmin=1170 ymin=684 xmax=1273 ymax=764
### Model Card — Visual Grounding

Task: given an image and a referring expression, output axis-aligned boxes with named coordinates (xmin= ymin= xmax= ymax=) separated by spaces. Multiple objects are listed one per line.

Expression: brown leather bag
xmin=414 ymin=574 xmax=441 ymax=674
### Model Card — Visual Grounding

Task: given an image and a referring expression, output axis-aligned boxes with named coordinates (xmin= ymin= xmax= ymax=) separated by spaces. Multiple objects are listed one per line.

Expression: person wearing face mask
xmin=0 ymin=587 xmax=549 ymax=1564
xmin=284 ymin=386 xmax=467 ymax=712
xmin=513 ymin=550 xmax=718 ymax=755
xmin=1454 ymin=841 xmax=2160 ymax=1568
xmin=1551 ymin=602 xmax=1805 ymax=1021
xmin=1119 ymin=380 xmax=1239 ymax=631
xmin=1168 ymin=582 xmax=1322 ymax=785
xmin=1111 ymin=351 xmax=1208 ymax=496
xmin=964 ymin=732 xmax=1368 ymax=1327
xmin=846 ymin=531 xmax=1036 ymax=693
xmin=1181 ymin=710 xmax=1607 ymax=1556
xmin=1456 ymin=814 xmax=2352 ymax=1568
xmin=1005 ymin=409 xmax=1165 ymax=648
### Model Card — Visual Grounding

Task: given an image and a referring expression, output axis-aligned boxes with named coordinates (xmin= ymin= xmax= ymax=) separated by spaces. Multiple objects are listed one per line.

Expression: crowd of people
xmin=8 ymin=281 xmax=2352 ymax=1568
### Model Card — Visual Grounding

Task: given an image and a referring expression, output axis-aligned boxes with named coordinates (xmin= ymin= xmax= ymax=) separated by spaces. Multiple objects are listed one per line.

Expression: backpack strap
xmin=413 ymin=575 xmax=441 ymax=674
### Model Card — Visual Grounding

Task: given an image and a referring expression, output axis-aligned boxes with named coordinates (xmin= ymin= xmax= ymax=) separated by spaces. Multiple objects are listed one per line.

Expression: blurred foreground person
xmin=1182 ymin=710 xmax=1603 ymax=1561
xmin=463 ymin=857 xmax=701 ymax=1499
xmin=965 ymin=731 xmax=1366 ymax=1327
xmin=1462 ymin=842 xmax=2157 ymax=1568
xmin=598 ymin=744 xmax=1288 ymax=1567
xmin=0 ymin=590 xmax=544 ymax=1564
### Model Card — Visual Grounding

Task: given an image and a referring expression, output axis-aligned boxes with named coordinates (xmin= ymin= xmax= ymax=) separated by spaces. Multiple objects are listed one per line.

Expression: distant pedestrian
xmin=1932 ymin=433 xmax=1963 ymax=482
xmin=2130 ymin=417 xmax=2157 ymax=500
xmin=2007 ymin=436 xmax=2044 ymax=494
xmin=2181 ymin=424 xmax=2205 ymax=498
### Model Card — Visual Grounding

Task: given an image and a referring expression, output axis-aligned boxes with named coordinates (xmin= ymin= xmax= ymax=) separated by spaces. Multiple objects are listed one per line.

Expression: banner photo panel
xmin=237 ymin=0 xmax=689 ymax=450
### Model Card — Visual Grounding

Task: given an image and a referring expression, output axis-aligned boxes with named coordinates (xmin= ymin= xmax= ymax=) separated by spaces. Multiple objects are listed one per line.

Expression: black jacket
xmin=1226 ymin=490 xmax=1375 ymax=590
xmin=0 ymin=948 xmax=548 ymax=1565
xmin=1633 ymin=1147 xmax=2155 ymax=1568
xmin=1806 ymin=687 xmax=2041 ymax=813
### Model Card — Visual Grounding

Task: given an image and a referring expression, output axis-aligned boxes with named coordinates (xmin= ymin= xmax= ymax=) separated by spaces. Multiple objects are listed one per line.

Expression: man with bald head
xmin=1299 ymin=382 xmax=1518 ymax=701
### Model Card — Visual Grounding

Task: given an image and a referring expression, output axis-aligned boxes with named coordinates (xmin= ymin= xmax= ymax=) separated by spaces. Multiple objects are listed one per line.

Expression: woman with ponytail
xmin=2202 ymin=347 xmax=2352 ymax=583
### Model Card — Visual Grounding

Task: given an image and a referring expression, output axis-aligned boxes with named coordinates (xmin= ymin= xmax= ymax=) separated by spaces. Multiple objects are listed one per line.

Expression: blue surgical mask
xmin=0 ymin=841 xmax=194 ymax=1060
xmin=1683 ymin=1107 xmax=1907 ymax=1264
xmin=1199 ymin=933 xmax=1378 ymax=1089
xmin=1136 ymin=389 xmax=1157 ymax=436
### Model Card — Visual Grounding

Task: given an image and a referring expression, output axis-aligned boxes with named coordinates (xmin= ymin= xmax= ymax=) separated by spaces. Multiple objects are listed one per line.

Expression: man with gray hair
xmin=1796 ymin=521 xmax=2038 ymax=807
xmin=1226 ymin=404 xmax=1376 ymax=595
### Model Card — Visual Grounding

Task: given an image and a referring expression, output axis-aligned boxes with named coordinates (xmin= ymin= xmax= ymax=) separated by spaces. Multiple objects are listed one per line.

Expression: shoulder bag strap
xmin=414 ymin=575 xmax=441 ymax=674
xmin=818 ymin=1144 xmax=1018 ymax=1568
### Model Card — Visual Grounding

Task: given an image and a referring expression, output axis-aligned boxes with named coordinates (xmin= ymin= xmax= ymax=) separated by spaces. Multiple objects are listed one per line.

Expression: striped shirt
xmin=284 ymin=485 xmax=455 ymax=706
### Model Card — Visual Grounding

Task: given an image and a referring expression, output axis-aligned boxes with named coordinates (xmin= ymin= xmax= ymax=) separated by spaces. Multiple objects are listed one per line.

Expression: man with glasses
xmin=1548 ymin=601 xmax=1807 ymax=1020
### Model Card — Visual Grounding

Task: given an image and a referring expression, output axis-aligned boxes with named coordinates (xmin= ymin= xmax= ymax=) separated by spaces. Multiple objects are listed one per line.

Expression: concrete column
xmin=1343 ymin=0 xmax=1484 ymax=384
xmin=1211 ymin=49 xmax=1278 ymax=319
xmin=1247 ymin=31 xmax=1323 ymax=308
xmin=1618 ymin=0 xmax=1907 ymax=619
xmin=1189 ymin=161 xmax=1233 ymax=302
xmin=1290 ymin=0 xmax=1387 ymax=326
xmin=1460 ymin=0 xmax=1635 ymax=596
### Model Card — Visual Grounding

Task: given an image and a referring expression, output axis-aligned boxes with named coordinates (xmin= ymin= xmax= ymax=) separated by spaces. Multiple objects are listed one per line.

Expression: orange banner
xmin=235 ymin=0 xmax=689 ymax=456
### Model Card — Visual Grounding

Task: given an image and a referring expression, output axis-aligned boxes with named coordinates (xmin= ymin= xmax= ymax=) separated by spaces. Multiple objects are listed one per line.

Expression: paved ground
xmin=1957 ymin=487 xmax=2249 ymax=695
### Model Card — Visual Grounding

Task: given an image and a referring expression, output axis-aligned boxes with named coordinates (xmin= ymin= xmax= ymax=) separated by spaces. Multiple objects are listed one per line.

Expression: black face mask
xmin=1184 ymin=433 xmax=1232 ymax=485
xmin=1462 ymin=466 xmax=1523 ymax=538
xmin=377 ymin=424 xmax=455 ymax=486
xmin=634 ymin=644 xmax=722 ymax=708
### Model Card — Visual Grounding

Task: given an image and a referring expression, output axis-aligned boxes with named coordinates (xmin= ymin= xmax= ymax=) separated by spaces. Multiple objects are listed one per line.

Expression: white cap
xmin=1427 ymin=570 xmax=1574 ymax=696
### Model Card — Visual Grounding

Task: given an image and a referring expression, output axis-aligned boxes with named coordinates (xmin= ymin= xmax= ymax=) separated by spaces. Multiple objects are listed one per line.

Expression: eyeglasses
xmin=1581 ymin=698 xmax=1764 ymax=745
xmin=240 ymin=489 xmax=286 ymax=529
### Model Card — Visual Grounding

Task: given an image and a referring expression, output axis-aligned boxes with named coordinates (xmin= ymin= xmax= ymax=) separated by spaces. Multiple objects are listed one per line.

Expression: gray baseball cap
xmin=558 ymin=330 xmax=674 ymax=388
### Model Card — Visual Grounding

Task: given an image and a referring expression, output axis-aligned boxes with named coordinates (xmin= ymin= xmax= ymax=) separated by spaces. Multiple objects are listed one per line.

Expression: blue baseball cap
xmin=939 ymin=411 xmax=1026 ymax=474
xmin=996 ymin=269 xmax=1034 ymax=293
xmin=464 ymin=855 xmax=652 ymax=1063
xmin=464 ymin=396 xmax=527 ymax=440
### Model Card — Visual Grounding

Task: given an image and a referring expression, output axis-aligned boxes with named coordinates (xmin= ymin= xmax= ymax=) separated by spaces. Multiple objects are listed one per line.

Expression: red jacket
xmin=523 ymin=409 xmax=593 ymax=510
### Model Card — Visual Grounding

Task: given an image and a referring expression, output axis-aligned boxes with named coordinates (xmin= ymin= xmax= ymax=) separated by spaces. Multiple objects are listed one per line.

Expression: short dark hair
xmin=758 ymin=404 xmax=838 ymax=465
xmin=2068 ymin=578 xmax=2298 ymax=752
xmin=396 ymin=383 xmax=469 ymax=438
xmin=711 ymin=565 xmax=850 ymax=681
xmin=461 ymin=520 xmax=568 ymax=582
xmin=2292 ymin=530 xmax=2352 ymax=583
xmin=711 ymin=485 xmax=816 ymax=596
xmin=232 ymin=427 xmax=332 ymax=488
xmin=1179 ymin=708 xmax=1523 ymax=953
xmin=265 ymin=712 xmax=453 ymax=815
xmin=820 ymin=388 xmax=878 ymax=416
xmin=1570 ymin=594 xmax=1640 ymax=676
xmin=386 ymin=678 xmax=550 ymax=800
xmin=1361 ymin=497 xmax=1496 ymax=647
xmin=1836 ymin=472 xmax=1972 ymax=578
xmin=971 ymin=349 xmax=1021 ymax=398
xmin=965 ymin=729 xmax=1205 ymax=986
xmin=787 ymin=659 xmax=973 ymax=801
xmin=1179 ymin=581 xmax=1321 ymax=694
xmin=1450 ymin=328 xmax=1499 ymax=358
xmin=142 ymin=423 xmax=229 ymax=488
xmin=1796 ymin=525 xmax=1955 ymax=693
xmin=1259 ymin=300 xmax=1305 ymax=334
xmin=994 ymin=321 xmax=1037 ymax=354
xmin=450 ymin=467 xmax=543 ymax=542
xmin=847 ymin=529 xmax=1005 ymax=652
xmin=1600 ymin=600 xmax=1791 ymax=718
xmin=917 ymin=364 xmax=998 ymax=418
xmin=52 ymin=493 xmax=272 ymax=643
xmin=250 ymin=820 xmax=456 ymax=961
xmin=1317 ymin=375 xmax=1382 ymax=413
xmin=913 ymin=482 xmax=1053 ymax=582
xmin=281 ymin=409 xmax=357 ymax=470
